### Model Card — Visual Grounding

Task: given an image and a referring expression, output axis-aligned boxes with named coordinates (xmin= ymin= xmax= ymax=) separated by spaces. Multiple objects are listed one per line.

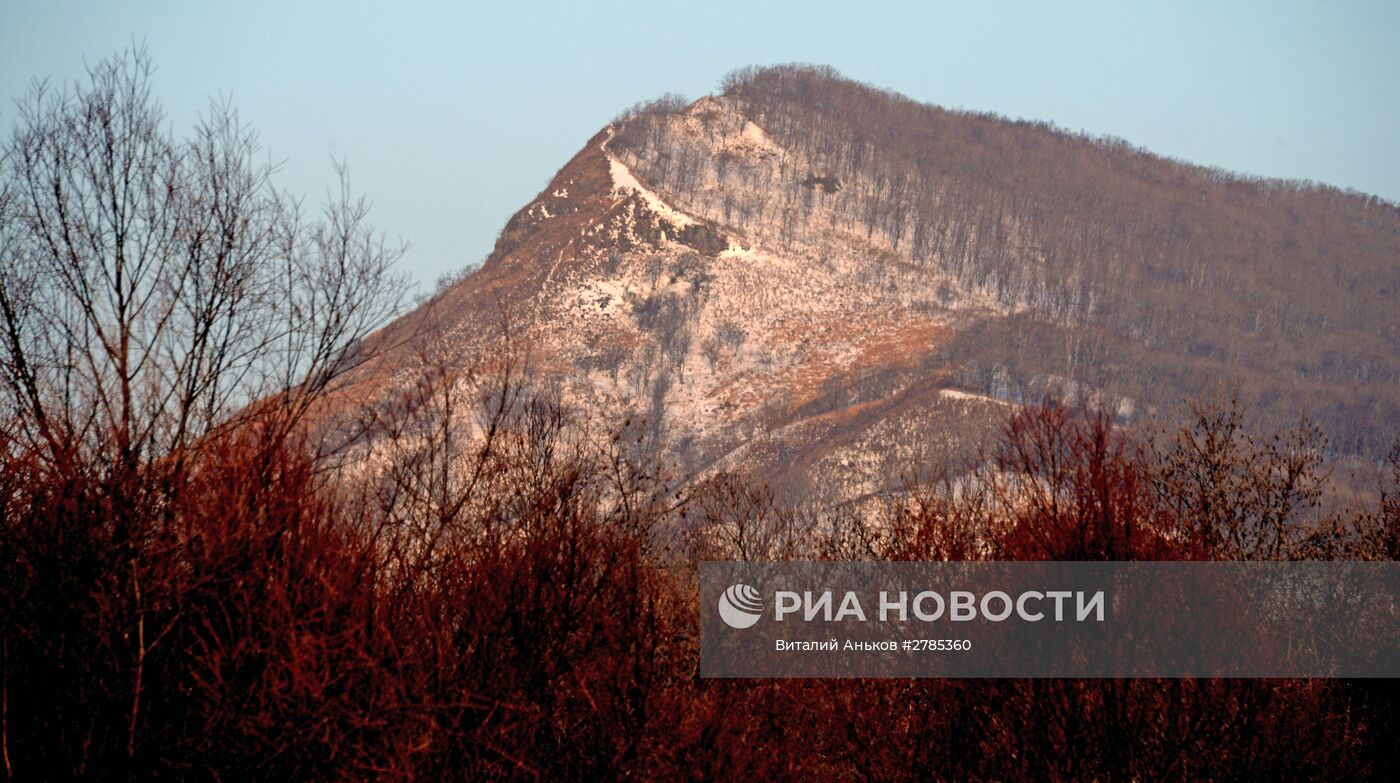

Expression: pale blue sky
xmin=3 ymin=1 xmax=1398 ymax=288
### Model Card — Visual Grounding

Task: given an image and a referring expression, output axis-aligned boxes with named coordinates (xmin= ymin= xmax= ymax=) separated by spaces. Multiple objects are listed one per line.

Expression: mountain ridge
xmin=333 ymin=65 xmax=1399 ymax=505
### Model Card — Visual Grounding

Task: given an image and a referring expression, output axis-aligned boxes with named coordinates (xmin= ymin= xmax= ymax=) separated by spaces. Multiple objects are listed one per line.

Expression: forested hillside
xmin=610 ymin=65 xmax=1400 ymax=458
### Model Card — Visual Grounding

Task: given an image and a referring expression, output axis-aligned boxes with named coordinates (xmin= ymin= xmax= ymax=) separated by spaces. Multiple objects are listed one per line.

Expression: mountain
xmin=335 ymin=65 xmax=1400 ymax=505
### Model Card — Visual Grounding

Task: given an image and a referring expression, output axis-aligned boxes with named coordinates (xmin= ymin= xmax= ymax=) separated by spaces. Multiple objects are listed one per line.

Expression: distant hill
xmin=336 ymin=64 xmax=1400 ymax=504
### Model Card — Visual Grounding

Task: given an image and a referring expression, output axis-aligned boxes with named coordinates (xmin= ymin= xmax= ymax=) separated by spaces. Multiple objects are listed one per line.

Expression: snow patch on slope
xmin=940 ymin=388 xmax=1009 ymax=406
xmin=606 ymin=155 xmax=696 ymax=229
xmin=732 ymin=120 xmax=779 ymax=158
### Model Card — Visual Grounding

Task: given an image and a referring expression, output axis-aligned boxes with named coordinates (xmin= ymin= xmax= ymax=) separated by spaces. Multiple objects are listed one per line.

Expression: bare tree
xmin=0 ymin=48 xmax=407 ymax=771
xmin=0 ymin=47 xmax=406 ymax=474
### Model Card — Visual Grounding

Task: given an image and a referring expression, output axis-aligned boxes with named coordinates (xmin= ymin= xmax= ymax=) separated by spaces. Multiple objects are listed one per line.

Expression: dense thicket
xmin=611 ymin=65 xmax=1400 ymax=458
xmin=5 ymin=386 xmax=1399 ymax=780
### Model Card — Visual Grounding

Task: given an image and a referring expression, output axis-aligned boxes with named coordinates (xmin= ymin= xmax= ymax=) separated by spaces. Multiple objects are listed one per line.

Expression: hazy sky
xmin=4 ymin=1 xmax=1398 ymax=289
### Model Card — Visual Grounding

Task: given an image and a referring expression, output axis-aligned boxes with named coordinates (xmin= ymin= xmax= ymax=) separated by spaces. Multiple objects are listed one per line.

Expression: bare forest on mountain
xmin=613 ymin=65 xmax=1400 ymax=459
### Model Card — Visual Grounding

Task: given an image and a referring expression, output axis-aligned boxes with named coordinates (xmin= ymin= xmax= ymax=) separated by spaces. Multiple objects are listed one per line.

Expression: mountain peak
xmin=344 ymin=65 xmax=1400 ymax=503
